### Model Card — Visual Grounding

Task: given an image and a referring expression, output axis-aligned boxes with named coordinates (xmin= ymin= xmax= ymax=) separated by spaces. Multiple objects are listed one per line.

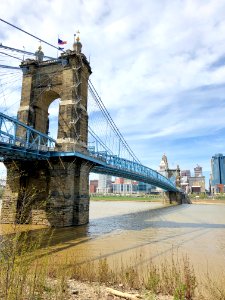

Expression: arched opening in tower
xmin=34 ymin=90 xmax=60 ymax=139
xmin=48 ymin=98 xmax=60 ymax=140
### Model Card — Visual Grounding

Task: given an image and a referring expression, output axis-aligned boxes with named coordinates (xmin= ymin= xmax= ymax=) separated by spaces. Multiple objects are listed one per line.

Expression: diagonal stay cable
xmin=0 ymin=51 xmax=22 ymax=61
xmin=0 ymin=18 xmax=64 ymax=52
xmin=88 ymin=126 xmax=113 ymax=155
xmin=88 ymin=80 xmax=141 ymax=164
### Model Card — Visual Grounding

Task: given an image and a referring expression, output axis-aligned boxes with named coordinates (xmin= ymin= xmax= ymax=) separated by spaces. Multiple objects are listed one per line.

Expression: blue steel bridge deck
xmin=0 ymin=145 xmax=178 ymax=192
xmin=0 ymin=111 xmax=178 ymax=192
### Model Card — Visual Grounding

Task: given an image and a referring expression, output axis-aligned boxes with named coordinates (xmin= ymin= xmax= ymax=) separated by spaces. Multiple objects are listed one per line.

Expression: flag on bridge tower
xmin=58 ymin=38 xmax=67 ymax=45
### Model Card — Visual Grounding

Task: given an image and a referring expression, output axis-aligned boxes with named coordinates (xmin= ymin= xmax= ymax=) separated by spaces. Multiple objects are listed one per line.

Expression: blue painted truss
xmin=0 ymin=112 xmax=56 ymax=160
xmin=88 ymin=151 xmax=178 ymax=192
xmin=0 ymin=112 xmax=178 ymax=192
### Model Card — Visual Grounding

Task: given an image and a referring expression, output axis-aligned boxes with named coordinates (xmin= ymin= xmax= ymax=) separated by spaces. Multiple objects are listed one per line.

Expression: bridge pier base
xmin=0 ymin=158 xmax=91 ymax=227
xmin=0 ymin=162 xmax=21 ymax=224
xmin=164 ymin=191 xmax=183 ymax=204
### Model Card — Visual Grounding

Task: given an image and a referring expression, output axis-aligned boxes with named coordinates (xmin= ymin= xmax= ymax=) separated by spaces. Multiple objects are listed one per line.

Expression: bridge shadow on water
xmin=1 ymin=203 xmax=223 ymax=266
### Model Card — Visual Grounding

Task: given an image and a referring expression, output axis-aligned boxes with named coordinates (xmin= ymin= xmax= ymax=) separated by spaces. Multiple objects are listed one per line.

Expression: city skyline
xmin=1 ymin=0 xmax=225 ymax=182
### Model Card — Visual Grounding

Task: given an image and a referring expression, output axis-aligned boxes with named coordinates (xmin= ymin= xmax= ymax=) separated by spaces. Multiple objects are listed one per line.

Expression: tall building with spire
xmin=159 ymin=154 xmax=169 ymax=177
xmin=158 ymin=154 xmax=181 ymax=189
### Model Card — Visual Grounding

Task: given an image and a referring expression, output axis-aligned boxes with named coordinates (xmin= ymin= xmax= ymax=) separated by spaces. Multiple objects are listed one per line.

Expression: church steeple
xmin=160 ymin=153 xmax=168 ymax=170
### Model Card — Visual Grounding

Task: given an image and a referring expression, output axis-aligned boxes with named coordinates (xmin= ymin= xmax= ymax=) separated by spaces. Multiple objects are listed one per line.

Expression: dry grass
xmin=196 ymin=270 xmax=225 ymax=300
xmin=0 ymin=224 xmax=224 ymax=299
xmin=0 ymin=229 xmax=225 ymax=299
xmin=0 ymin=229 xmax=68 ymax=300
xmin=66 ymin=252 xmax=197 ymax=299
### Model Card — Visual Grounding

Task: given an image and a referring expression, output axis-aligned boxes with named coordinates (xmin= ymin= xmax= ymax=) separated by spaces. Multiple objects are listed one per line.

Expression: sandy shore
xmin=64 ymin=280 xmax=173 ymax=300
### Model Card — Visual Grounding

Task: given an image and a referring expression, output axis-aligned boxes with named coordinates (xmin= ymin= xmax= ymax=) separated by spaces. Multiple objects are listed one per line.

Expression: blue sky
xmin=1 ymin=0 xmax=225 ymax=185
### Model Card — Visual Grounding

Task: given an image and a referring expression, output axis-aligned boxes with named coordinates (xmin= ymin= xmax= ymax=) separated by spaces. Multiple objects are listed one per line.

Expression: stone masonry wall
xmin=1 ymin=158 xmax=92 ymax=227
xmin=0 ymin=44 xmax=92 ymax=227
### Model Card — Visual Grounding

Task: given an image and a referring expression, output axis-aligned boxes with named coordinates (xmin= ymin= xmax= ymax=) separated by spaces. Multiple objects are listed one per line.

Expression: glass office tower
xmin=211 ymin=153 xmax=225 ymax=185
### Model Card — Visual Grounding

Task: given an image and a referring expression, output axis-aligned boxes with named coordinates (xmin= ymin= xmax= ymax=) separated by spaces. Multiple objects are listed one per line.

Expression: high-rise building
xmin=181 ymin=170 xmax=191 ymax=178
xmin=180 ymin=166 xmax=205 ymax=194
xmin=112 ymin=178 xmax=154 ymax=194
xmin=188 ymin=165 xmax=205 ymax=193
xmin=189 ymin=176 xmax=205 ymax=193
xmin=194 ymin=165 xmax=202 ymax=177
xmin=211 ymin=154 xmax=225 ymax=193
xmin=112 ymin=177 xmax=138 ymax=194
xmin=211 ymin=154 xmax=225 ymax=185
xmin=96 ymin=175 xmax=112 ymax=194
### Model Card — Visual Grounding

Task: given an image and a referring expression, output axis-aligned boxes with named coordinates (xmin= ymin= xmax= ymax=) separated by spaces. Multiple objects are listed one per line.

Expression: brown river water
xmin=0 ymin=201 xmax=225 ymax=281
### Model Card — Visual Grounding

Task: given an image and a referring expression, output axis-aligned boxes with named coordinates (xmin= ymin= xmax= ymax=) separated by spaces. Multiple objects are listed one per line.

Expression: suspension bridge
xmin=0 ymin=19 xmax=183 ymax=227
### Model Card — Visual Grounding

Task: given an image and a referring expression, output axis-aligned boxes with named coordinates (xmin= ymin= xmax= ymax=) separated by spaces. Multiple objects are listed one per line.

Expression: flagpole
xmin=23 ymin=46 xmax=25 ymax=61
xmin=57 ymin=34 xmax=59 ymax=57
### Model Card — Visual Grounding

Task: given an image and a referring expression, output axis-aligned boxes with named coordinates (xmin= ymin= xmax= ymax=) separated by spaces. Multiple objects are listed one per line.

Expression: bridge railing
xmin=88 ymin=150 xmax=178 ymax=191
xmin=0 ymin=110 xmax=177 ymax=191
xmin=0 ymin=112 xmax=56 ymax=152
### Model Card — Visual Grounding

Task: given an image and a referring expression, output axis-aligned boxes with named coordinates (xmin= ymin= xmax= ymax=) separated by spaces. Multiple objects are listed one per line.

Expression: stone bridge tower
xmin=1 ymin=38 xmax=93 ymax=226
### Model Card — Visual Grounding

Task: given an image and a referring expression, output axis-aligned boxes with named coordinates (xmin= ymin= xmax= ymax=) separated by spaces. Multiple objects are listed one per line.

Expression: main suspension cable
xmin=0 ymin=18 xmax=64 ymax=52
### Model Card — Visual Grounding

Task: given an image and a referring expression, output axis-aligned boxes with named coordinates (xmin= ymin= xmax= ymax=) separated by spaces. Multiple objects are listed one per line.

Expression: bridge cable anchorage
xmin=0 ymin=18 xmax=64 ymax=52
